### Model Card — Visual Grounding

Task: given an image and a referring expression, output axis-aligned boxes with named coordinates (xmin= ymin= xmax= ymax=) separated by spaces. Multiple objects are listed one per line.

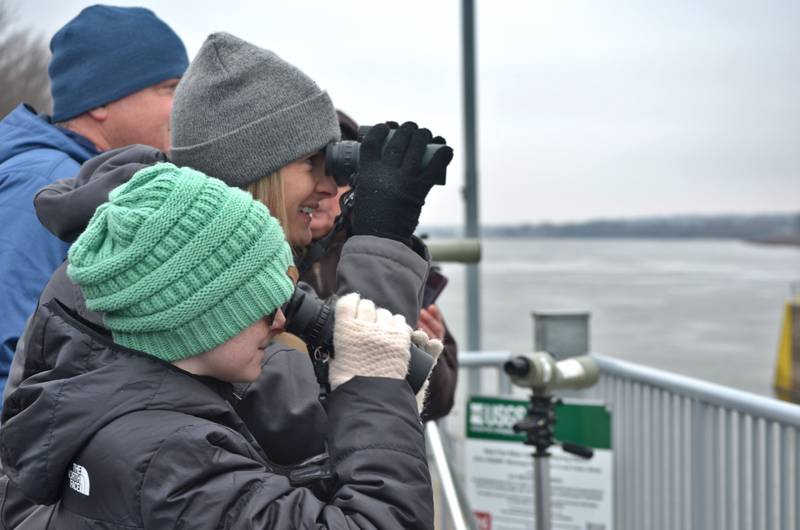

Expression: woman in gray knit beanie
xmin=167 ymin=32 xmax=454 ymax=464
xmin=170 ymin=32 xmax=340 ymax=247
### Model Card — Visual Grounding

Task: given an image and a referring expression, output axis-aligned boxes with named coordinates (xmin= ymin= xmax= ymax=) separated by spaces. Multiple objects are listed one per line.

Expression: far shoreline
xmin=745 ymin=236 xmax=800 ymax=248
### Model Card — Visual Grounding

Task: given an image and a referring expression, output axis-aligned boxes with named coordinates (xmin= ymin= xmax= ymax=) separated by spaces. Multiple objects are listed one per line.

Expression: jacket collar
xmin=0 ymin=104 xmax=98 ymax=165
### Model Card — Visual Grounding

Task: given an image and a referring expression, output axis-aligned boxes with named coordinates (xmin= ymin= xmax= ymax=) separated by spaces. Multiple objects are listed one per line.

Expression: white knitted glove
xmin=330 ymin=293 xmax=413 ymax=390
xmin=410 ymin=329 xmax=444 ymax=413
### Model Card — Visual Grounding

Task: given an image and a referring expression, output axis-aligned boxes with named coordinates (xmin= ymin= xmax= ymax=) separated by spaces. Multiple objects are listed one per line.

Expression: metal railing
xmin=438 ymin=350 xmax=800 ymax=530
xmin=427 ymin=422 xmax=478 ymax=530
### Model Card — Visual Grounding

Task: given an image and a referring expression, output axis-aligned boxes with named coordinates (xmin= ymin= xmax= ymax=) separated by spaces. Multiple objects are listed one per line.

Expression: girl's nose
xmin=270 ymin=309 xmax=286 ymax=335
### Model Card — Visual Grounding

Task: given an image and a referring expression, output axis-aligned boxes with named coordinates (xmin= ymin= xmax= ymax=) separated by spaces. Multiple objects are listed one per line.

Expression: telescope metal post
xmin=534 ymin=450 xmax=552 ymax=530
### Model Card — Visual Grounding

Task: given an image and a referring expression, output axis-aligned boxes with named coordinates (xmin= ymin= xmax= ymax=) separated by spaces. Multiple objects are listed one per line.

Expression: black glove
xmin=351 ymin=121 xmax=454 ymax=245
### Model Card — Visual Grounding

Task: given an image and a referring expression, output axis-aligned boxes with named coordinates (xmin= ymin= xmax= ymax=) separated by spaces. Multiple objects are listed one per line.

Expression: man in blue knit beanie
xmin=0 ymin=4 xmax=188 ymax=397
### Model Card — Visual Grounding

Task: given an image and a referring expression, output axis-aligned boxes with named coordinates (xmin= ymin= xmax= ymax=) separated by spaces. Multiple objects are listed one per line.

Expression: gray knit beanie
xmin=170 ymin=32 xmax=340 ymax=187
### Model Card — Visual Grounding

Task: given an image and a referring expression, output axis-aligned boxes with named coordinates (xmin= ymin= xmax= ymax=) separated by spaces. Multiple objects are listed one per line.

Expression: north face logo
xmin=68 ymin=463 xmax=90 ymax=496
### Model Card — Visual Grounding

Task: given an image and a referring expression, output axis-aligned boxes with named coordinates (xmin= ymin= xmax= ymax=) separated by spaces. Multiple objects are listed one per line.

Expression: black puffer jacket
xmin=0 ymin=300 xmax=432 ymax=529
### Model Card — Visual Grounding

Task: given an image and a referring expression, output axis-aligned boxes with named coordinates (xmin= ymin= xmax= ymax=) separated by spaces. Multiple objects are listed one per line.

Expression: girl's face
xmin=281 ymin=152 xmax=337 ymax=246
xmin=200 ymin=309 xmax=287 ymax=383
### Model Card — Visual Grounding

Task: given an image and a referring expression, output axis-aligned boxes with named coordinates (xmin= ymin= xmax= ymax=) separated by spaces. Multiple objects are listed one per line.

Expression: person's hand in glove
xmin=330 ymin=293 xmax=413 ymax=390
xmin=410 ymin=329 xmax=444 ymax=413
xmin=351 ymin=121 xmax=454 ymax=245
xmin=330 ymin=293 xmax=442 ymax=413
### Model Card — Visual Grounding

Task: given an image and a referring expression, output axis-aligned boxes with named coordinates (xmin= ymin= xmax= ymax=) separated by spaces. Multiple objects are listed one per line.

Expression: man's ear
xmin=87 ymin=105 xmax=108 ymax=122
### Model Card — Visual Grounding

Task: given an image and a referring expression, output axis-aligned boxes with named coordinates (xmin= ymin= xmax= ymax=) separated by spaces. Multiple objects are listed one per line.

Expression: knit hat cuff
xmin=111 ymin=261 xmax=295 ymax=362
xmin=52 ymin=65 xmax=187 ymax=122
xmin=170 ymin=90 xmax=340 ymax=187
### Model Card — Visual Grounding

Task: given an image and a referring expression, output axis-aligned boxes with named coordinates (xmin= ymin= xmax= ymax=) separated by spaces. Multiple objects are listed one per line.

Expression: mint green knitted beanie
xmin=67 ymin=162 xmax=295 ymax=362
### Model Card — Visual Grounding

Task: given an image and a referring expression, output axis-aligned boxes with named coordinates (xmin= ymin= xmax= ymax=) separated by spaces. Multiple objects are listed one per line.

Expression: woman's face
xmin=310 ymin=185 xmax=350 ymax=241
xmin=281 ymin=152 xmax=337 ymax=246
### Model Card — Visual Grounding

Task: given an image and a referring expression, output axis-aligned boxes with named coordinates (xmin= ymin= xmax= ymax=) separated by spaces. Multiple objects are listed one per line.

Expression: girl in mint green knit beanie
xmin=67 ymin=162 xmax=296 ymax=382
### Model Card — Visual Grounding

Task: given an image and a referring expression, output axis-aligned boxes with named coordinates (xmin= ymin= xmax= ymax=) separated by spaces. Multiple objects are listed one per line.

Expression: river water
xmin=436 ymin=238 xmax=800 ymax=398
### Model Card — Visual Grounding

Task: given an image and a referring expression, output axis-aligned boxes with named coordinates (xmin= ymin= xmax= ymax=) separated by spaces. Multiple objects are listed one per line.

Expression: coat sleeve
xmin=335 ymin=235 xmax=430 ymax=325
xmin=140 ymin=377 xmax=433 ymax=530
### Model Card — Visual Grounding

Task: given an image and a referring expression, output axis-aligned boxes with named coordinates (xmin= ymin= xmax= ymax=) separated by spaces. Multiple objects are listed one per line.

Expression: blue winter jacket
xmin=0 ymin=105 xmax=97 ymax=396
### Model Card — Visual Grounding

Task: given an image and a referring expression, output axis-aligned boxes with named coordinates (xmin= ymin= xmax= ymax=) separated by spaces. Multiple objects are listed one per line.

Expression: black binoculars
xmin=282 ymin=287 xmax=434 ymax=393
xmin=324 ymin=126 xmax=447 ymax=186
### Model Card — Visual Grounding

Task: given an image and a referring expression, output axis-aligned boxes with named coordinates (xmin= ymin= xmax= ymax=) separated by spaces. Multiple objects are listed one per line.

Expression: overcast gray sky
xmin=12 ymin=0 xmax=800 ymax=225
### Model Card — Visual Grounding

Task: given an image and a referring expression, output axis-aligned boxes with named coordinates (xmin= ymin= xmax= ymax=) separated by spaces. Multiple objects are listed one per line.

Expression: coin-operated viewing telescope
xmin=503 ymin=352 xmax=599 ymax=394
xmin=503 ymin=352 xmax=601 ymax=530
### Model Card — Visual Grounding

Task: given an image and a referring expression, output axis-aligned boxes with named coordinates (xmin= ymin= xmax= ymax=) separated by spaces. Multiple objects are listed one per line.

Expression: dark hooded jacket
xmin=0 ymin=299 xmax=432 ymax=529
xmin=0 ymin=105 xmax=98 ymax=396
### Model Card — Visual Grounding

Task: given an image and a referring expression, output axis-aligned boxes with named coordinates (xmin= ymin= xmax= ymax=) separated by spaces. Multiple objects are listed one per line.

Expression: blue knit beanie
xmin=49 ymin=5 xmax=189 ymax=122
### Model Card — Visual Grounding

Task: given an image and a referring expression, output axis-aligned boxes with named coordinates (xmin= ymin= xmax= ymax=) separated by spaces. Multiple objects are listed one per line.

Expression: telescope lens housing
xmin=503 ymin=357 xmax=531 ymax=377
xmin=505 ymin=352 xmax=599 ymax=392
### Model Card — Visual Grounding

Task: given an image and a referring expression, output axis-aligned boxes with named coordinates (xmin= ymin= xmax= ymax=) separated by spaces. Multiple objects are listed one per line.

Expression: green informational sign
xmin=466 ymin=396 xmax=612 ymax=449
xmin=466 ymin=395 xmax=614 ymax=530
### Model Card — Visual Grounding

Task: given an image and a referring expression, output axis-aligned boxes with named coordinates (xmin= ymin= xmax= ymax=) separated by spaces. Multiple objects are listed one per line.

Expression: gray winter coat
xmin=0 ymin=300 xmax=432 ymax=529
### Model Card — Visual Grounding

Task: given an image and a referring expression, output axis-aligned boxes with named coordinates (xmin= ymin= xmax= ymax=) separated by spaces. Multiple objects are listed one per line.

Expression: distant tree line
xmin=0 ymin=1 xmax=52 ymax=118
xmin=421 ymin=212 xmax=800 ymax=241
